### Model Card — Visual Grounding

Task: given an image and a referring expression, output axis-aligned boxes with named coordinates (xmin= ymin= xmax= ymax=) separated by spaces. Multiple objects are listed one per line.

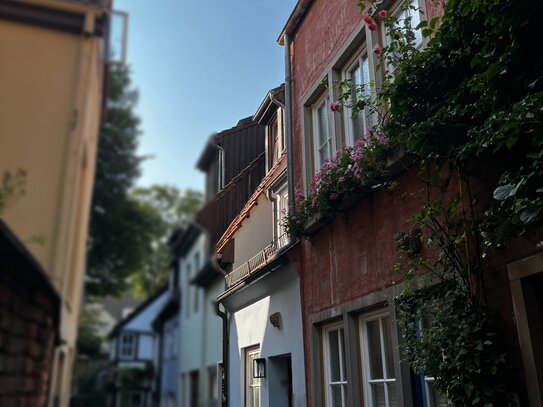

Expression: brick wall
xmin=0 ymin=222 xmax=60 ymax=407
xmin=286 ymin=1 xmax=541 ymax=404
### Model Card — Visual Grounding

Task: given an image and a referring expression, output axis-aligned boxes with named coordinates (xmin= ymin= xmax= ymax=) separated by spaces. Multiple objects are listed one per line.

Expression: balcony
xmin=225 ymin=233 xmax=289 ymax=289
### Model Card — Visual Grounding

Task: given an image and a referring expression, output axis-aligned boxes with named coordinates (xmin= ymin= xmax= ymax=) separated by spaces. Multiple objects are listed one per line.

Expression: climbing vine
xmin=284 ymin=0 xmax=542 ymax=405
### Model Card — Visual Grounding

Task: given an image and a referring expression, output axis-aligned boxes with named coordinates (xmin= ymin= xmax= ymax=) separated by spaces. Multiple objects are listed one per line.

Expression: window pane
xmin=339 ymin=328 xmax=346 ymax=380
xmin=318 ymin=104 xmax=329 ymax=147
xmin=387 ymin=382 xmax=399 ymax=407
xmin=329 ymin=329 xmax=341 ymax=382
xmin=382 ymin=317 xmax=395 ymax=379
xmin=395 ymin=0 xmax=422 ymax=46
xmin=367 ymin=320 xmax=384 ymax=379
xmin=331 ymin=384 xmax=344 ymax=407
xmin=371 ymin=383 xmax=386 ymax=407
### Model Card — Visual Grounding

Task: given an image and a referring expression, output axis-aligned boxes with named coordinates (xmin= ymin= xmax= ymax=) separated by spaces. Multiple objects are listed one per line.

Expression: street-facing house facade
xmin=277 ymin=1 xmax=543 ymax=406
xmin=108 ymin=287 xmax=168 ymax=407
xmin=215 ymin=85 xmax=307 ymax=407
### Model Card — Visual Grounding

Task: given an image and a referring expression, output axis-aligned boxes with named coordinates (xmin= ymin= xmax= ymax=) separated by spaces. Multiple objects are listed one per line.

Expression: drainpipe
xmin=284 ymin=33 xmax=296 ymax=247
xmin=215 ymin=300 xmax=228 ymax=407
xmin=212 ymin=254 xmax=228 ymax=407
xmin=217 ymin=144 xmax=226 ymax=191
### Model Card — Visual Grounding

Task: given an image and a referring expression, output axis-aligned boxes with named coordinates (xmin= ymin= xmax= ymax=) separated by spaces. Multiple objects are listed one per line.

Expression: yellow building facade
xmin=0 ymin=0 xmax=109 ymax=405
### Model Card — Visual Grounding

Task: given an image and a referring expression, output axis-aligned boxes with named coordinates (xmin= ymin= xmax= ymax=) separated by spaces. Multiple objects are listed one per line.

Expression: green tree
xmin=87 ymin=64 xmax=156 ymax=297
xmin=129 ymin=186 xmax=203 ymax=298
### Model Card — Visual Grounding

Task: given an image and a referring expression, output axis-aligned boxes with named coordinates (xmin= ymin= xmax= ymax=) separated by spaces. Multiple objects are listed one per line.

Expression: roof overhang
xmin=277 ymin=0 xmax=314 ymax=45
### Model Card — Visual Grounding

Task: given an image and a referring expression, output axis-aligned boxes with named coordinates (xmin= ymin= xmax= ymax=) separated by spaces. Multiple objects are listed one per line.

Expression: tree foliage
xmin=129 ymin=185 xmax=203 ymax=298
xmin=86 ymin=64 xmax=153 ymax=297
xmin=87 ymin=65 xmax=204 ymax=298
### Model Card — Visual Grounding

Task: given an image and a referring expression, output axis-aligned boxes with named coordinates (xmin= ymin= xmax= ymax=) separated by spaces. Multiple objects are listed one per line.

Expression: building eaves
xmin=171 ymin=221 xmax=202 ymax=258
xmin=108 ymin=284 xmax=168 ymax=338
xmin=277 ymin=0 xmax=314 ymax=45
xmin=253 ymin=84 xmax=285 ymax=124
xmin=216 ymin=154 xmax=287 ymax=254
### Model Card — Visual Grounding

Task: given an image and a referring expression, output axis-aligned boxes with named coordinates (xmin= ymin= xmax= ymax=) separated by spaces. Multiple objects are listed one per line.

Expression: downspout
xmin=215 ymin=300 xmax=228 ymax=407
xmin=212 ymin=254 xmax=228 ymax=407
xmin=217 ymin=144 xmax=226 ymax=191
xmin=284 ymin=33 xmax=296 ymax=247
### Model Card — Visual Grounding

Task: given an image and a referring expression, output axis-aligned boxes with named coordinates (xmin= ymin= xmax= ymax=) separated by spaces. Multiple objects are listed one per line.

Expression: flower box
xmin=302 ymin=212 xmax=333 ymax=236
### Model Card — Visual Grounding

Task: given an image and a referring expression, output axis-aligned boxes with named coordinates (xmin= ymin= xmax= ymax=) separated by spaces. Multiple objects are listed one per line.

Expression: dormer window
xmin=267 ymin=111 xmax=285 ymax=171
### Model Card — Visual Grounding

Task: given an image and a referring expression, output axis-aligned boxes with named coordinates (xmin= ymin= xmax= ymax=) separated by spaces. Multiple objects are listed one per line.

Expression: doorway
xmin=268 ymin=354 xmax=293 ymax=407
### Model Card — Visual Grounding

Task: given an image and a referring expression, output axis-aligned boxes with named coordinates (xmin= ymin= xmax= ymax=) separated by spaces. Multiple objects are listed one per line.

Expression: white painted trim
xmin=507 ymin=253 xmax=543 ymax=407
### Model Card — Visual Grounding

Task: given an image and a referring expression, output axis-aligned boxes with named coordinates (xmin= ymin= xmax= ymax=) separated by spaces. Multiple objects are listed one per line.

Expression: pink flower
xmin=373 ymin=44 xmax=382 ymax=57
xmin=296 ymin=219 xmax=302 ymax=225
xmin=363 ymin=128 xmax=372 ymax=144
xmin=330 ymin=100 xmax=341 ymax=112
xmin=377 ymin=131 xmax=390 ymax=146
xmin=338 ymin=176 xmax=346 ymax=183
xmin=378 ymin=10 xmax=388 ymax=19
xmin=368 ymin=21 xmax=378 ymax=31
xmin=330 ymin=193 xmax=338 ymax=201
xmin=363 ymin=13 xmax=374 ymax=24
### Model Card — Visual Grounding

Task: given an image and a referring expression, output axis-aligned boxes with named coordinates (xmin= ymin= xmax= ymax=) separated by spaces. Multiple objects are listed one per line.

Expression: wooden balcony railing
xmin=224 ymin=234 xmax=289 ymax=289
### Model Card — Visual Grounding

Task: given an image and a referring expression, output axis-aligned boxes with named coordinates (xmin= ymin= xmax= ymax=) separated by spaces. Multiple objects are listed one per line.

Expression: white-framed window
xmin=322 ymin=323 xmax=348 ymax=407
xmin=267 ymin=110 xmax=285 ymax=170
xmin=312 ymin=93 xmax=335 ymax=171
xmin=382 ymin=0 xmax=425 ymax=68
xmin=359 ymin=312 xmax=398 ymax=407
xmin=193 ymin=252 xmax=200 ymax=313
xmin=245 ymin=347 xmax=262 ymax=407
xmin=273 ymin=181 xmax=289 ymax=248
xmin=343 ymin=48 xmax=374 ymax=145
xmin=119 ymin=332 xmax=136 ymax=359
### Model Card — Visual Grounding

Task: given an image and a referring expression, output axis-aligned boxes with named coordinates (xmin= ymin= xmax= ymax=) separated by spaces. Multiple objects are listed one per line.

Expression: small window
xmin=312 ymin=94 xmax=334 ymax=171
xmin=245 ymin=347 xmax=262 ymax=407
xmin=119 ymin=332 xmax=136 ymax=359
xmin=323 ymin=323 xmax=348 ymax=407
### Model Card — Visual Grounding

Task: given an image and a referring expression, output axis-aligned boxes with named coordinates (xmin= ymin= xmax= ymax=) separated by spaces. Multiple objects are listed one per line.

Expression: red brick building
xmin=278 ymin=1 xmax=543 ymax=406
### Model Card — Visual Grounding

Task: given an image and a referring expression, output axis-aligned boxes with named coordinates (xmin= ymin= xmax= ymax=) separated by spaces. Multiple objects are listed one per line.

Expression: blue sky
xmin=114 ymin=0 xmax=298 ymax=192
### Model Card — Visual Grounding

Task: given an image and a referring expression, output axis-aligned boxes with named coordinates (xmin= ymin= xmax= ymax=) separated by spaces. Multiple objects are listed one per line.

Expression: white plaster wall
xmin=124 ymin=291 xmax=168 ymax=332
xmin=138 ymin=333 xmax=155 ymax=360
xmin=232 ymin=193 xmax=274 ymax=270
xmin=179 ymin=234 xmax=206 ymax=374
xmin=228 ymin=270 xmax=306 ymax=407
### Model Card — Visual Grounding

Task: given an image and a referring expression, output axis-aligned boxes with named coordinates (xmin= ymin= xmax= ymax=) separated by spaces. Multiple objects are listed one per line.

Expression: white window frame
xmin=312 ymin=93 xmax=335 ymax=173
xmin=381 ymin=0 xmax=426 ymax=76
xmin=245 ymin=347 xmax=262 ymax=407
xmin=359 ymin=311 xmax=398 ymax=407
xmin=342 ymin=45 xmax=375 ymax=146
xmin=119 ymin=332 xmax=137 ymax=360
xmin=273 ymin=180 xmax=289 ymax=248
xmin=322 ymin=322 xmax=348 ymax=407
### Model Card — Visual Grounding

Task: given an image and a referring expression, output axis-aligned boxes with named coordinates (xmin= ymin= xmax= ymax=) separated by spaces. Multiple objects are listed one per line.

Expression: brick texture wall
xmin=0 ymin=224 xmax=60 ymax=407
xmin=286 ymin=1 xmax=541 ymax=405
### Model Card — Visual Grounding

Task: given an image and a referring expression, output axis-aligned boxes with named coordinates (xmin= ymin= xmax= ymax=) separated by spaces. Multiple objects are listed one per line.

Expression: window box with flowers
xmin=284 ymin=129 xmax=395 ymax=238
